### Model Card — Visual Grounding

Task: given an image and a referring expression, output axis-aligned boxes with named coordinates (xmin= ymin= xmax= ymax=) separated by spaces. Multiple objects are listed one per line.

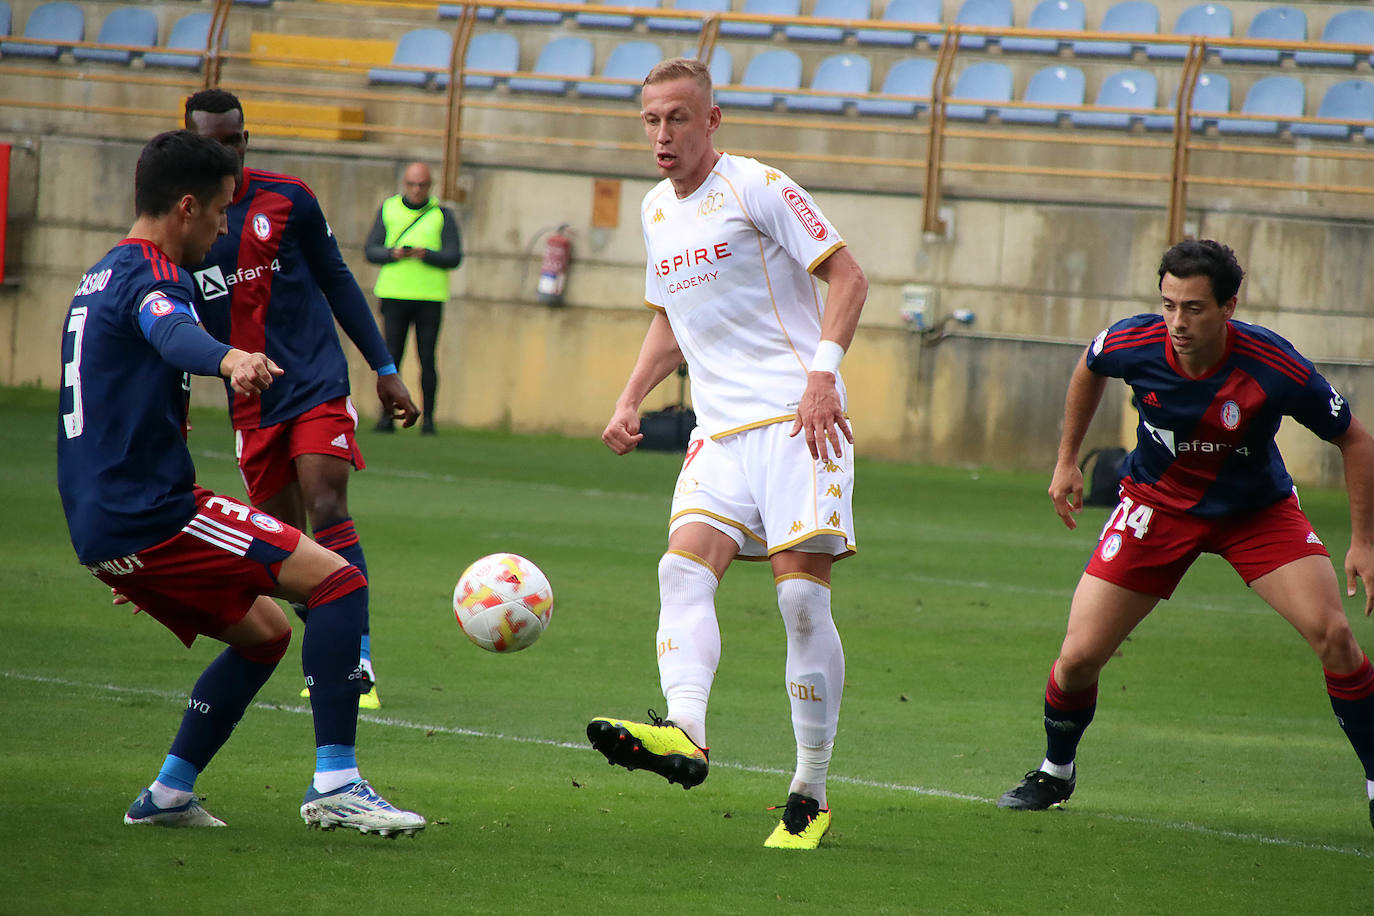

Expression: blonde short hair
xmin=643 ymin=56 xmax=713 ymax=97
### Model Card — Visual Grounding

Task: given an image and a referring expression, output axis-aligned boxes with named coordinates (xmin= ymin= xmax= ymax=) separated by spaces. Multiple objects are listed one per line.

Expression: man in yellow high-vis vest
xmin=364 ymin=163 xmax=463 ymax=435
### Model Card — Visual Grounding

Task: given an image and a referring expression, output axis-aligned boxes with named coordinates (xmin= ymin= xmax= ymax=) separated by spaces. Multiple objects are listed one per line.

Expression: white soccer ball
xmin=452 ymin=553 xmax=553 ymax=653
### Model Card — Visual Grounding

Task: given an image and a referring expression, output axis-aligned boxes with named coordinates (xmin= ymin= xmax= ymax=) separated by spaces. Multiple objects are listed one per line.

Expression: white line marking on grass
xmin=8 ymin=670 xmax=1371 ymax=859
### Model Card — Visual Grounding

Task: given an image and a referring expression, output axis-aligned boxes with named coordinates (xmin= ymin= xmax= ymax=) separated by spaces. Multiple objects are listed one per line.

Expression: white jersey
xmin=642 ymin=153 xmax=847 ymax=439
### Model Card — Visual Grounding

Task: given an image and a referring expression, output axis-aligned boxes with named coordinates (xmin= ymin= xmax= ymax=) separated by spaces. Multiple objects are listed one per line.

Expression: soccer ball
xmin=452 ymin=553 xmax=553 ymax=652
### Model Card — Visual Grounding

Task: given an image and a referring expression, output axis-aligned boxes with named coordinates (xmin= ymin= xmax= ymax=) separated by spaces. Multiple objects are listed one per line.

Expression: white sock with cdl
xmin=777 ymin=573 xmax=844 ymax=809
xmin=656 ymin=550 xmax=720 ymax=749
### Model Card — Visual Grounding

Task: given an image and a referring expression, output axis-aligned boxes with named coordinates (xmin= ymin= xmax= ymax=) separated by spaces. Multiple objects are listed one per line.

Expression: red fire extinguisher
xmin=537 ymin=225 xmax=571 ymax=307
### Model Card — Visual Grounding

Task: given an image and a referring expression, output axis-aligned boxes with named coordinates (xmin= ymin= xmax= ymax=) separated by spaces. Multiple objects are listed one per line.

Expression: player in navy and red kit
xmin=185 ymin=89 xmax=418 ymax=709
xmin=997 ymin=240 xmax=1374 ymax=829
xmin=58 ymin=130 xmax=424 ymax=834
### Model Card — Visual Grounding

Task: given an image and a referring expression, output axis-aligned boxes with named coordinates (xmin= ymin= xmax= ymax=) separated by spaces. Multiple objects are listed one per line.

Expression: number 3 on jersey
xmin=61 ymin=306 xmax=89 ymax=439
xmin=1101 ymin=494 xmax=1154 ymax=540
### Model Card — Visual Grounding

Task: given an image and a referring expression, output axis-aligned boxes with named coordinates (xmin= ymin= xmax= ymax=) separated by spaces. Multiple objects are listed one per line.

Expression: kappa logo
xmin=252 ymin=213 xmax=272 ymax=240
xmin=195 ymin=265 xmax=229 ymax=300
xmin=1141 ymin=391 xmax=1161 ymax=408
xmin=827 ymin=511 xmax=842 ymax=527
xmin=789 ymin=521 xmax=804 ymax=534
xmin=652 ymin=208 xmax=665 ymax=223
xmin=821 ymin=459 xmax=840 ymax=473
xmin=330 ymin=434 xmax=349 ymax=449
xmin=782 ymin=187 xmax=827 ymax=241
xmin=764 ymin=169 xmax=780 ymax=184
xmin=250 ymin=512 xmax=284 ymax=534
xmin=825 ymin=483 xmax=843 ymax=498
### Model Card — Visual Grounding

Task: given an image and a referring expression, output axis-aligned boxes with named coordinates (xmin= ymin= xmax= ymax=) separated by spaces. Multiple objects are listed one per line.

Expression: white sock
xmin=149 ymin=781 xmax=192 ymax=809
xmin=656 ymin=551 xmax=720 ymax=749
xmin=777 ymin=574 xmax=844 ymax=809
xmin=1040 ymin=758 xmax=1074 ymax=781
xmin=1366 ymin=778 xmax=1373 ymax=801
xmin=313 ymin=767 xmax=361 ymax=793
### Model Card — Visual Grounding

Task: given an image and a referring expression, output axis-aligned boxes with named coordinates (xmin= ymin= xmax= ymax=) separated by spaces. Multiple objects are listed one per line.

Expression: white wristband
xmin=811 ymin=340 xmax=844 ymax=374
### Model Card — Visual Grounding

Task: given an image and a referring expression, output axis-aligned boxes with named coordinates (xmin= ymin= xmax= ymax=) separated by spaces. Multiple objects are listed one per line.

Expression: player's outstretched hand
xmin=603 ymin=403 xmax=643 ymax=455
xmin=225 ymin=350 xmax=283 ymax=396
xmin=377 ymin=374 xmax=420 ymax=428
xmin=790 ymin=371 xmax=852 ymax=462
xmin=1344 ymin=541 xmax=1374 ymax=616
xmin=111 ymin=587 xmax=142 ymax=614
xmin=1048 ymin=460 xmax=1085 ymax=530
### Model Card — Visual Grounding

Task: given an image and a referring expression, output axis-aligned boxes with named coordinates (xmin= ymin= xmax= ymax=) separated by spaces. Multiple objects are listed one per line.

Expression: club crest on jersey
xmin=1091 ymin=328 xmax=1108 ymax=356
xmin=1100 ymin=532 xmax=1123 ymax=561
xmin=1220 ymin=400 xmax=1241 ymax=430
xmin=140 ymin=291 xmax=176 ymax=318
xmin=782 ymin=187 xmax=827 ymax=241
xmin=249 ymin=512 xmax=284 ymax=533
xmin=252 ymin=213 xmax=272 ymax=240
xmin=697 ymin=191 xmax=725 ymax=218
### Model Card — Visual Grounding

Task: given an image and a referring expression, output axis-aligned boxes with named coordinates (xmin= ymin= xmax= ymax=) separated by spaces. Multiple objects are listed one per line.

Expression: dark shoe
xmin=290 ymin=601 xmax=309 ymax=623
xmin=586 ymin=709 xmax=709 ymax=789
xmin=420 ymin=423 xmax=436 ymax=436
xmin=997 ymin=768 xmax=1076 ymax=810
xmin=373 ymin=418 xmax=395 ymax=433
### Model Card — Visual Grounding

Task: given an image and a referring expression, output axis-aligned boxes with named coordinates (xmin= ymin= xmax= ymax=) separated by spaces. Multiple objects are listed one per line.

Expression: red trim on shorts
xmin=306 ymin=565 xmax=367 ymax=609
xmin=1046 ymin=666 xmax=1098 ymax=711
xmin=1326 ymin=655 xmax=1374 ymax=701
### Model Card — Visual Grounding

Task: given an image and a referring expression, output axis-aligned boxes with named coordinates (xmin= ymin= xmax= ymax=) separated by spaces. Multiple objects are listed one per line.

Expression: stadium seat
xmin=1142 ymin=71 xmax=1229 ymax=130
xmin=143 ymin=11 xmax=215 ymax=70
xmin=939 ymin=0 xmax=1013 ymax=50
xmin=945 ymin=60 xmax=1012 ymax=120
xmin=1218 ymin=5 xmax=1304 ymax=65
xmin=1290 ymin=79 xmax=1374 ymax=139
xmin=461 ymin=31 xmax=518 ymax=89
xmin=785 ymin=0 xmax=869 ymax=42
xmin=577 ymin=0 xmax=659 ymax=29
xmin=855 ymin=56 xmax=934 ymax=116
xmin=647 ymin=0 xmax=729 ymax=33
xmin=508 ymin=35 xmax=595 ymax=93
xmin=697 ymin=45 xmax=732 ymax=86
xmin=1000 ymin=64 xmax=1083 ymax=125
xmin=1073 ymin=0 xmax=1159 ymax=58
xmin=785 ymin=52 xmax=871 ymax=113
xmin=0 ymin=2 xmax=9 ymax=41
xmin=720 ymin=0 xmax=800 ymax=39
xmin=715 ymin=49 xmax=801 ymax=108
xmin=504 ymin=0 xmax=578 ymax=25
xmin=1070 ymin=68 xmax=1158 ymax=128
xmin=72 ymin=6 xmax=156 ymax=64
xmin=369 ymin=28 xmax=451 ymax=88
xmin=1001 ymin=0 xmax=1084 ymax=54
xmin=1295 ymin=9 xmax=1374 ymax=68
xmin=1 ymin=1 xmax=82 ymax=59
xmin=855 ymin=0 xmax=941 ymax=47
xmin=1147 ymin=3 xmax=1231 ymax=60
xmin=439 ymin=3 xmax=498 ymax=21
xmin=1215 ymin=75 xmax=1302 ymax=136
xmin=577 ymin=40 xmax=662 ymax=98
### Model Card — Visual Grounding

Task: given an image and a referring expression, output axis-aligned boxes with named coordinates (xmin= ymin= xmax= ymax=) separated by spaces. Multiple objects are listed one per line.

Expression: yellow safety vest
xmin=374 ymin=195 xmax=450 ymax=302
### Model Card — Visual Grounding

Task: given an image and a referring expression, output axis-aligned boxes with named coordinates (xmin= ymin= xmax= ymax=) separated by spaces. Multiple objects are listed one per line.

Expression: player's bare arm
xmin=221 ymin=348 xmax=282 ymax=396
xmin=1335 ymin=416 xmax=1374 ymax=615
xmin=604 ymin=310 xmax=683 ymax=455
xmin=791 ymin=248 xmax=867 ymax=461
xmin=1050 ymin=350 xmax=1110 ymax=530
xmin=378 ymin=373 xmax=421 ymax=427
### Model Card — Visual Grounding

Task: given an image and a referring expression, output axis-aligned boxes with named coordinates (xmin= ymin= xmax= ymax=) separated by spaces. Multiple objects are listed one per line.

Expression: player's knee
xmin=1308 ymin=614 xmax=1359 ymax=666
xmin=1054 ymin=652 xmax=1105 ymax=689
xmin=305 ymin=563 xmax=368 ymax=609
xmin=235 ymin=628 xmax=292 ymax=665
xmin=305 ymin=492 xmax=349 ymax=530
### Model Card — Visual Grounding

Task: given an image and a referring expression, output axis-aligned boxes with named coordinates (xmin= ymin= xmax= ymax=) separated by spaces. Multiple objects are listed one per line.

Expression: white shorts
xmin=668 ymin=422 xmax=857 ymax=561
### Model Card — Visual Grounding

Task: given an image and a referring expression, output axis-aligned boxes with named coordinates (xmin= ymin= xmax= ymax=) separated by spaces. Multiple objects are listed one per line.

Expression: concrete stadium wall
xmin=4 ymin=130 xmax=1372 ymax=487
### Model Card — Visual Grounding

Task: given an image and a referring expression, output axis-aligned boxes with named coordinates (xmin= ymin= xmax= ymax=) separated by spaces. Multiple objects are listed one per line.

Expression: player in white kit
xmin=586 ymin=57 xmax=868 ymax=850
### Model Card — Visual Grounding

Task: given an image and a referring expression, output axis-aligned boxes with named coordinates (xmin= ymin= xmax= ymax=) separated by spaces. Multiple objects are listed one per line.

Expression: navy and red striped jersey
xmin=58 ymin=240 xmax=230 ymax=564
xmin=1087 ymin=314 xmax=1351 ymax=517
xmin=191 ymin=167 xmax=391 ymax=430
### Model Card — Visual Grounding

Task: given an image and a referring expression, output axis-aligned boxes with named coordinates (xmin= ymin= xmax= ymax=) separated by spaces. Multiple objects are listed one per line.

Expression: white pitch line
xmin=7 ymin=669 xmax=1371 ymax=858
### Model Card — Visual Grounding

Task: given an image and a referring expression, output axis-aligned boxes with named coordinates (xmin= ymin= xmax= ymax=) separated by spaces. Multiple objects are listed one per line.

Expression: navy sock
xmin=1043 ymin=667 xmax=1098 ymax=768
xmin=167 ymin=640 xmax=284 ymax=771
xmin=314 ymin=518 xmax=370 ymax=637
xmin=1327 ymin=655 xmax=1374 ymax=780
xmin=302 ymin=565 xmax=367 ymax=748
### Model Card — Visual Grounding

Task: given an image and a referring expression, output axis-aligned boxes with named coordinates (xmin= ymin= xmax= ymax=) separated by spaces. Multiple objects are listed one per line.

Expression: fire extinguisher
xmin=537 ymin=225 xmax=571 ymax=307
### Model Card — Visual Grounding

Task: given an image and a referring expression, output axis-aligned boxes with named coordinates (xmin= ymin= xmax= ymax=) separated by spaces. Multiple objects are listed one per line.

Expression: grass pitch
xmin=1 ymin=385 xmax=1370 ymax=914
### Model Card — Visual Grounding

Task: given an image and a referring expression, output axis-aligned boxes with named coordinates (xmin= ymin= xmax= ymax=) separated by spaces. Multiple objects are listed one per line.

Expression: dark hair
xmin=134 ymin=130 xmax=241 ymax=217
xmin=184 ymin=88 xmax=244 ymax=122
xmin=1157 ymin=239 xmax=1244 ymax=304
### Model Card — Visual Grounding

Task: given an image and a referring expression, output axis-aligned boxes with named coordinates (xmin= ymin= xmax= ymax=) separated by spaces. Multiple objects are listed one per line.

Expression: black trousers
xmin=379 ymin=298 xmax=444 ymax=425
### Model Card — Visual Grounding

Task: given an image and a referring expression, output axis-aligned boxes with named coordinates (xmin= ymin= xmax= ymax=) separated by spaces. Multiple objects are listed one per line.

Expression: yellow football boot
xmin=586 ymin=709 xmax=709 ymax=789
xmin=763 ymin=793 xmax=831 ymax=850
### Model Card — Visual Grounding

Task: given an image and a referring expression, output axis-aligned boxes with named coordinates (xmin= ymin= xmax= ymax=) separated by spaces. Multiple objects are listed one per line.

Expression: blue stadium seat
xmin=1218 ymin=5 xmax=1303 ymax=65
xmin=1291 ymin=79 xmax=1374 ymax=139
xmin=856 ymin=0 xmax=941 ymax=47
xmin=855 ymin=56 xmax=935 ymax=116
xmin=504 ymin=0 xmax=579 ymax=25
xmin=0 ymin=2 xmax=9 ymax=41
xmin=1000 ymin=64 xmax=1083 ymax=124
xmin=1295 ymin=9 xmax=1374 ymax=68
xmin=939 ymin=0 xmax=1012 ymax=50
xmin=508 ymin=35 xmax=594 ymax=93
xmin=370 ymin=28 xmax=451 ymax=88
xmin=720 ymin=0 xmax=799 ymax=39
xmin=1073 ymin=0 xmax=1158 ymax=58
xmin=647 ymin=0 xmax=729 ymax=32
xmin=785 ymin=52 xmax=871 ymax=112
xmin=1 ymin=1 xmax=82 ymax=59
xmin=785 ymin=0 xmax=869 ymax=43
xmin=144 ymin=12 xmax=215 ymax=70
xmin=439 ymin=4 xmax=498 ymax=21
xmin=946 ymin=61 xmax=1012 ymax=120
xmin=577 ymin=0 xmax=658 ymax=29
xmin=715 ymin=49 xmax=802 ymax=108
xmin=697 ymin=46 xmax=732 ymax=87
xmin=1147 ymin=3 xmax=1231 ymax=60
xmin=1215 ymin=75 xmax=1302 ymax=136
xmin=1070 ymin=69 xmax=1157 ymax=128
xmin=1001 ymin=0 xmax=1084 ymax=54
xmin=1142 ymin=71 xmax=1228 ymax=130
xmin=577 ymin=40 xmax=662 ymax=98
xmin=461 ymin=31 xmax=518 ymax=89
xmin=72 ymin=6 xmax=156 ymax=64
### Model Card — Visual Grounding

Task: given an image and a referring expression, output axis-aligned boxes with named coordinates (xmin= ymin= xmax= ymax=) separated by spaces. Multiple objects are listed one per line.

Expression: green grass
xmin=2 ymin=383 xmax=1371 ymax=914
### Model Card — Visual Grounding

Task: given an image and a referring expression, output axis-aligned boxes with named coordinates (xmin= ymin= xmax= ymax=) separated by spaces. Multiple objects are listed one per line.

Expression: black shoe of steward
xmin=997 ymin=769 xmax=1076 ymax=810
